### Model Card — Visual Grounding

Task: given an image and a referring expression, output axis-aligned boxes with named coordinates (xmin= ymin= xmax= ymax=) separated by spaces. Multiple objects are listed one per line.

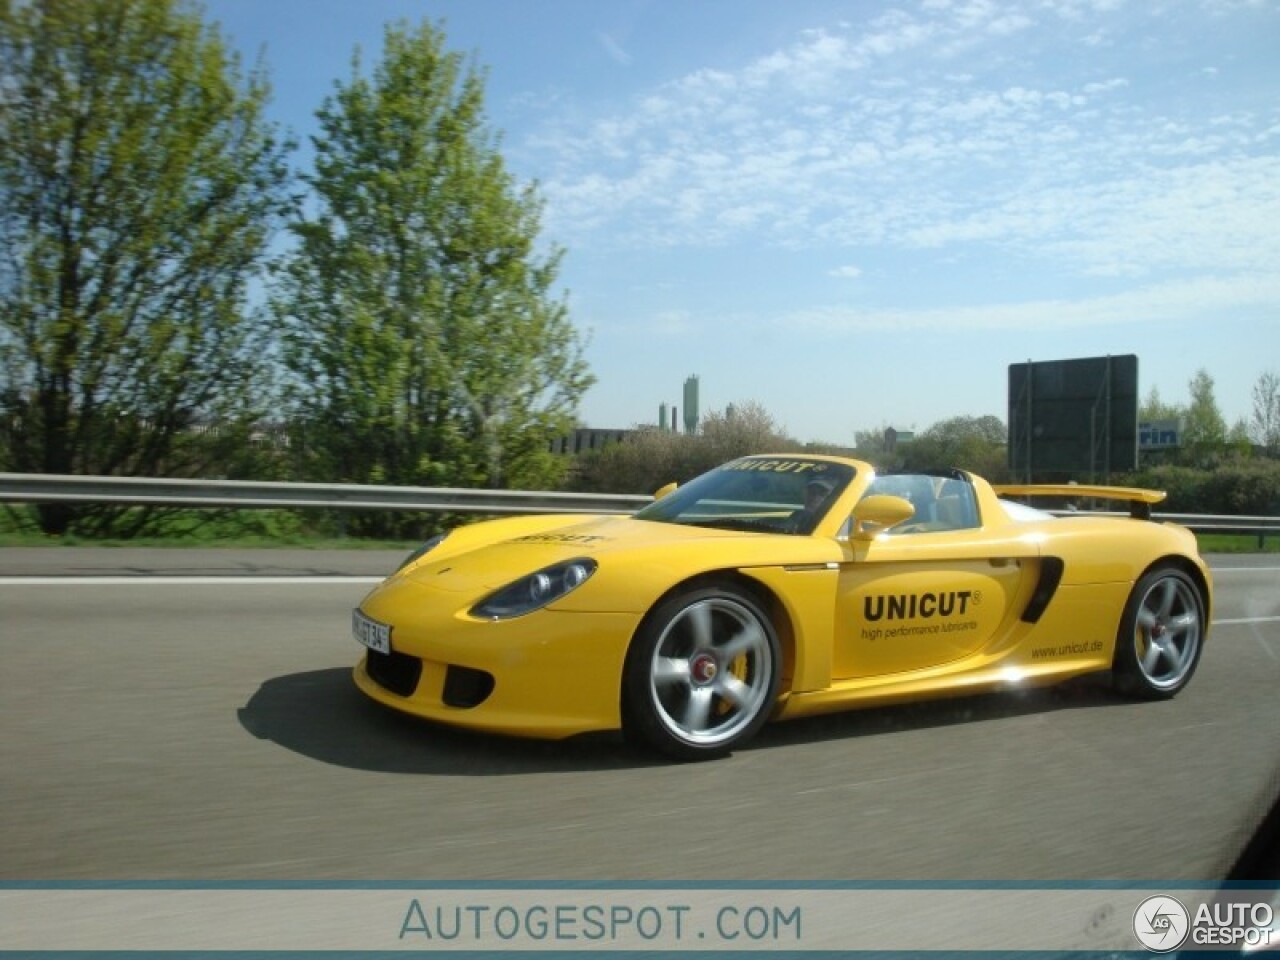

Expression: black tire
xmin=621 ymin=583 xmax=781 ymax=761
xmin=1113 ymin=564 xmax=1206 ymax=699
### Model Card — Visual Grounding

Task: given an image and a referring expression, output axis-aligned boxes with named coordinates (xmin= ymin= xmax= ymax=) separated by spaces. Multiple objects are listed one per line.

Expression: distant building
xmin=549 ymin=427 xmax=631 ymax=455
xmin=683 ymin=375 xmax=700 ymax=434
xmin=884 ymin=427 xmax=915 ymax=451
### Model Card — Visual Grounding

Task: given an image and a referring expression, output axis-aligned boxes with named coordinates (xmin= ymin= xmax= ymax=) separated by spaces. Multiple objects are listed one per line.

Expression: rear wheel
xmin=622 ymin=584 xmax=781 ymax=761
xmin=1113 ymin=565 xmax=1205 ymax=698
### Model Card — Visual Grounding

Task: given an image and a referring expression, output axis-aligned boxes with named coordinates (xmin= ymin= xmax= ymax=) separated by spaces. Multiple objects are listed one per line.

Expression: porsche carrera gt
xmin=352 ymin=455 xmax=1210 ymax=760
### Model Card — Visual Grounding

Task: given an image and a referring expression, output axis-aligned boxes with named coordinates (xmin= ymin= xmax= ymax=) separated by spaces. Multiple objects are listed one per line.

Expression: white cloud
xmin=527 ymin=0 xmax=1280 ymax=288
xmin=779 ymin=273 xmax=1280 ymax=333
xmin=597 ymin=32 xmax=633 ymax=66
xmin=988 ymin=13 xmax=1034 ymax=35
xmin=829 ymin=265 xmax=864 ymax=278
xmin=652 ymin=310 xmax=694 ymax=337
xmin=1081 ymin=77 xmax=1128 ymax=94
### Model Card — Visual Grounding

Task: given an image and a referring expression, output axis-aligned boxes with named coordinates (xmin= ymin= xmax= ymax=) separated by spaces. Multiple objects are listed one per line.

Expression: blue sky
xmin=205 ymin=0 xmax=1279 ymax=445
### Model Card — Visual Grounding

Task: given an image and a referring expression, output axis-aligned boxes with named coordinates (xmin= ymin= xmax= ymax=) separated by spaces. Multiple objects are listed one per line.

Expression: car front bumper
xmin=352 ymin=583 xmax=642 ymax=738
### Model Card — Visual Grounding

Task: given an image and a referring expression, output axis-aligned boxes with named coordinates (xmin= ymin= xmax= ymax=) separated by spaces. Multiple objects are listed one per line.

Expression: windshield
xmin=633 ymin=457 xmax=856 ymax=535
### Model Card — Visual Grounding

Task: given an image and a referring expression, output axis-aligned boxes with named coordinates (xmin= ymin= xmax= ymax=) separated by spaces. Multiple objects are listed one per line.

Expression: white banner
xmin=1 ymin=886 xmax=1276 ymax=953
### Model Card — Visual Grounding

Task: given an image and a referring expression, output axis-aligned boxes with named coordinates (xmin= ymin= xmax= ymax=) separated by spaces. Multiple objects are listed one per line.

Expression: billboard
xmin=1139 ymin=419 xmax=1181 ymax=450
xmin=1008 ymin=355 xmax=1139 ymax=482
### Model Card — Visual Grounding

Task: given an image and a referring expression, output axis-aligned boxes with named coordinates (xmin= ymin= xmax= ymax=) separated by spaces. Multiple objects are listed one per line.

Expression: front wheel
xmin=622 ymin=584 xmax=781 ymax=761
xmin=1113 ymin=565 xmax=1205 ymax=698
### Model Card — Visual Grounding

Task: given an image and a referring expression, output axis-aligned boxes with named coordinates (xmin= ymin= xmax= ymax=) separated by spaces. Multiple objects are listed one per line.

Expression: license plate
xmin=352 ymin=608 xmax=392 ymax=655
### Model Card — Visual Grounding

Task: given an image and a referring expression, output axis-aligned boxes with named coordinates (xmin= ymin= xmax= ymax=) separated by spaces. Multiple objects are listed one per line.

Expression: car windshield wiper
xmin=678 ymin=517 xmax=785 ymax=533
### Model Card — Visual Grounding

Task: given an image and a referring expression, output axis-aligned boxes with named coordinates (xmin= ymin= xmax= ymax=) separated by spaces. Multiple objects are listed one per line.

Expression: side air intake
xmin=1021 ymin=557 xmax=1065 ymax=624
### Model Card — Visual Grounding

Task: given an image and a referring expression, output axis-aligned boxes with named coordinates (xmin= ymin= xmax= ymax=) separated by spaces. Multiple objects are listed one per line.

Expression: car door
xmin=831 ymin=526 xmax=1042 ymax=681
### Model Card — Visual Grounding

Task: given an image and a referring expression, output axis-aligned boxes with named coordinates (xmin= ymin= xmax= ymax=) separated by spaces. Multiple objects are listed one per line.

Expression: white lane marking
xmin=0 ymin=576 xmax=384 ymax=586
xmin=1214 ymin=616 xmax=1280 ymax=626
xmin=1212 ymin=566 xmax=1280 ymax=573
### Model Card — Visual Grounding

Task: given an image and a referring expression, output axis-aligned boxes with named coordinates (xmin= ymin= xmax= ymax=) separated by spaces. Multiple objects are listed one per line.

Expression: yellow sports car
xmin=352 ymin=454 xmax=1211 ymax=760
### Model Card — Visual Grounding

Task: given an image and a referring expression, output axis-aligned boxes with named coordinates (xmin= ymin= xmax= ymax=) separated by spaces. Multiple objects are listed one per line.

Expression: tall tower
xmin=683 ymin=375 xmax=700 ymax=435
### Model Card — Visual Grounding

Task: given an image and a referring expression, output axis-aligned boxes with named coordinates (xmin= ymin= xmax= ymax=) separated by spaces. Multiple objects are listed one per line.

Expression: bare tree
xmin=1251 ymin=370 xmax=1280 ymax=454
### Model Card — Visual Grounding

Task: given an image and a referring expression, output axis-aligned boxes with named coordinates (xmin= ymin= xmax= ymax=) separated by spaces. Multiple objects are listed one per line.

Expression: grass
xmin=0 ymin=531 xmax=420 ymax=550
xmin=0 ymin=506 xmax=424 ymax=550
xmin=1196 ymin=532 xmax=1280 ymax=554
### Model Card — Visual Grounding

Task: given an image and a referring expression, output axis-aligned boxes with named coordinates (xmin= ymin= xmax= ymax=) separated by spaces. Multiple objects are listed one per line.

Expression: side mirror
xmin=653 ymin=481 xmax=678 ymax=500
xmin=851 ymin=494 xmax=914 ymax=540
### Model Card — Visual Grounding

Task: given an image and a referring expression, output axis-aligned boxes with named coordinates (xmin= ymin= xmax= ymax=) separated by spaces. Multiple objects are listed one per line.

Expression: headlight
xmin=471 ymin=558 xmax=598 ymax=620
xmin=398 ymin=533 xmax=447 ymax=571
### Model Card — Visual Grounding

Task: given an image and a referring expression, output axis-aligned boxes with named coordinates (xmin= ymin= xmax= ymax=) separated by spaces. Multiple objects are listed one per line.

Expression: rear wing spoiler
xmin=991 ymin=484 xmax=1166 ymax=520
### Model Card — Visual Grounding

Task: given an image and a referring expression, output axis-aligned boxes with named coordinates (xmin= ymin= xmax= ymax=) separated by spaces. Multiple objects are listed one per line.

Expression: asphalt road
xmin=1 ymin=548 xmax=1277 ymax=881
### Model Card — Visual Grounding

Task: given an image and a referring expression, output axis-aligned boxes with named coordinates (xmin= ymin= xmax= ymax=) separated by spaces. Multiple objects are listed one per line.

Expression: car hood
xmin=393 ymin=513 xmax=839 ymax=596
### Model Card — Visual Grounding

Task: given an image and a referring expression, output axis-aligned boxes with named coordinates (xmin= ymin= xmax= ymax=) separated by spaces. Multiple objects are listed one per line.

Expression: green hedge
xmin=1120 ymin=459 xmax=1280 ymax=515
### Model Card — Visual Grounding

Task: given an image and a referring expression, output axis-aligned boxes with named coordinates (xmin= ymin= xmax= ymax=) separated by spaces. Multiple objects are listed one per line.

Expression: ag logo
xmin=1133 ymin=895 xmax=1189 ymax=952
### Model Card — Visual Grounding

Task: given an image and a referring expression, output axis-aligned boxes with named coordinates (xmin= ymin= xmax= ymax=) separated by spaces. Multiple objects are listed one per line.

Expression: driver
xmin=787 ymin=477 xmax=835 ymax=532
xmin=804 ymin=478 xmax=834 ymax=513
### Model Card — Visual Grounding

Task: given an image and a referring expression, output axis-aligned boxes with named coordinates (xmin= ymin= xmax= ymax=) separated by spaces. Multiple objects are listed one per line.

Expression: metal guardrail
xmin=0 ymin=473 xmax=1276 ymax=536
xmin=1046 ymin=509 xmax=1280 ymax=536
xmin=0 ymin=473 xmax=651 ymax=516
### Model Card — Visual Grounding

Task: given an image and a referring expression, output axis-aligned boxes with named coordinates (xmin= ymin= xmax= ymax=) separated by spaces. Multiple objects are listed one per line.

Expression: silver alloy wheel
xmin=1132 ymin=573 xmax=1202 ymax=691
xmin=647 ymin=597 xmax=774 ymax=748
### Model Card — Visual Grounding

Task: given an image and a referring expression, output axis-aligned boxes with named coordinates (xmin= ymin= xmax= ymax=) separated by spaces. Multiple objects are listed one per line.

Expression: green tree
xmin=0 ymin=0 xmax=292 ymax=534
xmin=1139 ymin=385 xmax=1185 ymax=424
xmin=698 ymin=401 xmax=791 ymax=467
xmin=573 ymin=426 xmax=690 ymax=495
xmin=851 ymin=424 xmax=904 ymax=471
xmin=276 ymin=20 xmax=592 ymax=534
xmin=573 ymin=401 xmax=796 ymax=494
xmin=1183 ymin=368 xmax=1227 ymax=461
xmin=900 ymin=414 xmax=1008 ymax=479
